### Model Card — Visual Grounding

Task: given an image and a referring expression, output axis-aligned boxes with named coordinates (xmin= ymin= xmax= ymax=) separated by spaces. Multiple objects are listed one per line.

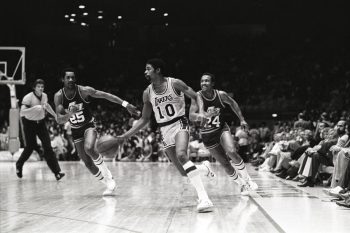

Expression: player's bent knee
xmin=226 ymin=147 xmax=237 ymax=155
xmin=177 ymin=152 xmax=188 ymax=164
xmin=84 ymin=143 xmax=96 ymax=155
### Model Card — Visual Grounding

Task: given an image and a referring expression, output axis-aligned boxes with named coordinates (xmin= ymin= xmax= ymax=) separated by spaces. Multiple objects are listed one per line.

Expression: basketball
xmin=96 ymin=135 xmax=120 ymax=156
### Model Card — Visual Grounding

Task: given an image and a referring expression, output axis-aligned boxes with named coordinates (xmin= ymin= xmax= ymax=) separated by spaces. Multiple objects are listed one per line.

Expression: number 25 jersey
xmin=199 ymin=89 xmax=226 ymax=134
xmin=61 ymin=85 xmax=93 ymax=129
xmin=148 ymin=77 xmax=185 ymax=124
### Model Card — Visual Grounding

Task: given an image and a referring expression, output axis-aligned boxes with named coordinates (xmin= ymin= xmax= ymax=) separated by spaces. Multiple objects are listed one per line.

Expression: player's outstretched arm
xmin=116 ymin=89 xmax=153 ymax=144
xmin=173 ymin=79 xmax=206 ymax=125
xmin=20 ymin=105 xmax=43 ymax=117
xmin=84 ymin=86 xmax=140 ymax=116
xmin=42 ymin=103 xmax=57 ymax=119
xmin=189 ymin=98 xmax=199 ymax=122
xmin=188 ymin=94 xmax=207 ymax=125
xmin=219 ymin=91 xmax=248 ymax=129
xmin=54 ymin=91 xmax=77 ymax=124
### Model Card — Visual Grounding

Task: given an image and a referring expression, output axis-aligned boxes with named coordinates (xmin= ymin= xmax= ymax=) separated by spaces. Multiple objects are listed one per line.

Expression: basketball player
xmin=16 ymin=79 xmax=65 ymax=180
xmin=54 ymin=68 xmax=139 ymax=195
xmin=189 ymin=73 xmax=258 ymax=194
xmin=115 ymin=58 xmax=214 ymax=212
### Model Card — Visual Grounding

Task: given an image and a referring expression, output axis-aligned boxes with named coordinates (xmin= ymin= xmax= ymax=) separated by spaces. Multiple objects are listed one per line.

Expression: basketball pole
xmin=7 ymin=83 xmax=20 ymax=154
xmin=0 ymin=46 xmax=26 ymax=154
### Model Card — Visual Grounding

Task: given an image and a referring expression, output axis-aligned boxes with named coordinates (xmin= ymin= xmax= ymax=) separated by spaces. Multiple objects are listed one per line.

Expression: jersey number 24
xmin=206 ymin=115 xmax=220 ymax=128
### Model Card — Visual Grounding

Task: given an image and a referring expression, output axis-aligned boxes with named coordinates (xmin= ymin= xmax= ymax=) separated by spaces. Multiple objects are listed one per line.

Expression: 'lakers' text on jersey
xmin=61 ymin=85 xmax=93 ymax=129
xmin=199 ymin=89 xmax=227 ymax=134
xmin=148 ymin=78 xmax=185 ymax=125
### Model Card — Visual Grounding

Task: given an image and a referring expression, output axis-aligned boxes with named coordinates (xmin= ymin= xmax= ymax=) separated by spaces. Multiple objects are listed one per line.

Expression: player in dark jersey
xmin=190 ymin=73 xmax=258 ymax=195
xmin=54 ymin=67 xmax=139 ymax=196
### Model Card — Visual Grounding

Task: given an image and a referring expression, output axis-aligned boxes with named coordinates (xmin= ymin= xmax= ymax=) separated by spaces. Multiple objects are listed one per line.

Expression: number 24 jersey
xmin=199 ymin=89 xmax=226 ymax=134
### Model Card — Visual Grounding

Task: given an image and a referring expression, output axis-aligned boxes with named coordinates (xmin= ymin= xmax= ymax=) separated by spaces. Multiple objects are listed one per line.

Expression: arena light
xmin=98 ymin=15 xmax=103 ymax=19
xmin=83 ymin=12 xmax=88 ymax=16
xmin=272 ymin=113 xmax=278 ymax=118
xmin=98 ymin=10 xmax=103 ymax=14
xmin=69 ymin=18 xmax=75 ymax=22
xmin=79 ymin=5 xmax=85 ymax=9
xmin=71 ymin=13 xmax=76 ymax=17
xmin=165 ymin=23 xmax=169 ymax=26
xmin=118 ymin=15 xmax=122 ymax=19
xmin=150 ymin=8 xmax=156 ymax=11
xmin=163 ymin=13 xmax=168 ymax=16
xmin=64 ymin=14 xmax=69 ymax=18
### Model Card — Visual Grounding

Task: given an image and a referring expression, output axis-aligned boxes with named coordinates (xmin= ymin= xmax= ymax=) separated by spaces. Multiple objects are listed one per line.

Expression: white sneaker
xmin=197 ymin=199 xmax=214 ymax=213
xmin=259 ymin=166 xmax=270 ymax=172
xmin=103 ymin=178 xmax=116 ymax=196
xmin=202 ymin=160 xmax=216 ymax=179
xmin=323 ymin=186 xmax=342 ymax=196
xmin=247 ymin=179 xmax=258 ymax=191
xmin=329 ymin=186 xmax=343 ymax=197
xmin=240 ymin=183 xmax=251 ymax=196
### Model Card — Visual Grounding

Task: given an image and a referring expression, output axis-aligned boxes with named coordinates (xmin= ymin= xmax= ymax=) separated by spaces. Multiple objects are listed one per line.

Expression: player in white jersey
xmin=116 ymin=58 xmax=214 ymax=212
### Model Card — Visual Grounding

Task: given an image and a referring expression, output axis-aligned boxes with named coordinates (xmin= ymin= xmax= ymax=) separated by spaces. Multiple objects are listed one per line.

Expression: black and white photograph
xmin=0 ymin=0 xmax=349 ymax=232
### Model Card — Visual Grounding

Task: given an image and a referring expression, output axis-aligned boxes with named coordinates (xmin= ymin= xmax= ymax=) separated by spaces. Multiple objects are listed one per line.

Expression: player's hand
xmin=126 ymin=104 xmax=140 ymax=117
xmin=196 ymin=113 xmax=208 ymax=127
xmin=240 ymin=120 xmax=249 ymax=131
xmin=41 ymin=103 xmax=48 ymax=110
xmin=68 ymin=105 xmax=79 ymax=114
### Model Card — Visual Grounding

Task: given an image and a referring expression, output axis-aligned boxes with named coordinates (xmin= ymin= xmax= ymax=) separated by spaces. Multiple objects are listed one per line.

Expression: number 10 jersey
xmin=61 ymin=85 xmax=93 ymax=129
xmin=148 ymin=77 xmax=185 ymax=125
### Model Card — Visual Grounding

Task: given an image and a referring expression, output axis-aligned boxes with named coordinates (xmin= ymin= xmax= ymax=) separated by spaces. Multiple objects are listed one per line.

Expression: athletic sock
xmin=232 ymin=159 xmax=250 ymax=180
xmin=93 ymin=154 xmax=112 ymax=179
xmin=183 ymin=161 xmax=209 ymax=201
xmin=196 ymin=164 xmax=209 ymax=175
xmin=229 ymin=169 xmax=245 ymax=185
xmin=94 ymin=170 xmax=105 ymax=182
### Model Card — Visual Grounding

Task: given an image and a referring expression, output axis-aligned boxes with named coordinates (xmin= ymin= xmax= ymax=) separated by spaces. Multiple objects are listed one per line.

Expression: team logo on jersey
xmin=154 ymin=94 xmax=173 ymax=106
xmin=205 ymin=106 xmax=221 ymax=118
xmin=68 ymin=101 xmax=83 ymax=111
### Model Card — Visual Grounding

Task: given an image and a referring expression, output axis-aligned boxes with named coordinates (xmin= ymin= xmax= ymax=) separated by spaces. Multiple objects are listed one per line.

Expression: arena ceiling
xmin=1 ymin=0 xmax=347 ymax=42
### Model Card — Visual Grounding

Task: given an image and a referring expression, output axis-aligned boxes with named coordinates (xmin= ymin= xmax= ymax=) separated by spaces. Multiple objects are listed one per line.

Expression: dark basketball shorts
xmin=200 ymin=123 xmax=230 ymax=149
xmin=71 ymin=122 xmax=96 ymax=144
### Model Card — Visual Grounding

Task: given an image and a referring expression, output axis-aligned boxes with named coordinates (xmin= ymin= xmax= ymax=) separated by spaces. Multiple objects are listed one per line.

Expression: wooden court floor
xmin=1 ymin=161 xmax=349 ymax=233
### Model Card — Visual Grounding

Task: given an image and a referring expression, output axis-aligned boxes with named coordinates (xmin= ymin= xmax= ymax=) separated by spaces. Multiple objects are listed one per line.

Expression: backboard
xmin=0 ymin=47 xmax=26 ymax=85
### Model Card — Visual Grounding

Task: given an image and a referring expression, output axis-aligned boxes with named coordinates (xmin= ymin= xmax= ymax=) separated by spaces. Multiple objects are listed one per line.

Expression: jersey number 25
xmin=70 ymin=111 xmax=85 ymax=124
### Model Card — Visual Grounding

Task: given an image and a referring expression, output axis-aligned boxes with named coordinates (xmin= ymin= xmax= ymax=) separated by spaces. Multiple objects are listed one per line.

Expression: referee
xmin=16 ymin=79 xmax=65 ymax=180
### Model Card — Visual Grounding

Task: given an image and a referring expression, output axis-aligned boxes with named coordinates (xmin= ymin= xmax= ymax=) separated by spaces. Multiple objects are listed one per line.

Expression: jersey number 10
xmin=157 ymin=104 xmax=175 ymax=119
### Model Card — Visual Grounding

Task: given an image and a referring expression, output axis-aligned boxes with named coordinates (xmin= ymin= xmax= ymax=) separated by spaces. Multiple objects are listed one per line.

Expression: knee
xmin=226 ymin=146 xmax=237 ymax=155
xmin=176 ymin=150 xmax=188 ymax=164
xmin=84 ymin=142 xmax=96 ymax=155
xmin=337 ymin=151 xmax=346 ymax=161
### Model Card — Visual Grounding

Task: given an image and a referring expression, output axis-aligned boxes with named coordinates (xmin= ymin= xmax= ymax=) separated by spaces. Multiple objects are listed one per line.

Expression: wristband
xmin=122 ymin=101 xmax=129 ymax=108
